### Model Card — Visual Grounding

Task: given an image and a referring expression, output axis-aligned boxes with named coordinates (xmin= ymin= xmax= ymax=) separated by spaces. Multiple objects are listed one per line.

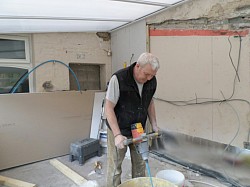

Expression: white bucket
xmin=156 ymin=170 xmax=185 ymax=187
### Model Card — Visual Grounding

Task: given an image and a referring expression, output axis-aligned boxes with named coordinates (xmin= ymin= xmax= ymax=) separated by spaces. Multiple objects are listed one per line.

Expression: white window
xmin=0 ymin=35 xmax=32 ymax=94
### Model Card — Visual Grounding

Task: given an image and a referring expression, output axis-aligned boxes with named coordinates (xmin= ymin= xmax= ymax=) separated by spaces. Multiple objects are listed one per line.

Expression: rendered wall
xmin=32 ymin=32 xmax=111 ymax=92
xmin=0 ymin=91 xmax=94 ymax=170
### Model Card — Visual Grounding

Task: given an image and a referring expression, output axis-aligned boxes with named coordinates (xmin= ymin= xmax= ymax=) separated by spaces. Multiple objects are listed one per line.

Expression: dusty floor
xmin=0 ymin=152 xmax=229 ymax=187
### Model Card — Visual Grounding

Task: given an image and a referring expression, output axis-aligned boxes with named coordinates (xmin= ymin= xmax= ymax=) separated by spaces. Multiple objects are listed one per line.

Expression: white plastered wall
xmin=111 ymin=20 xmax=147 ymax=73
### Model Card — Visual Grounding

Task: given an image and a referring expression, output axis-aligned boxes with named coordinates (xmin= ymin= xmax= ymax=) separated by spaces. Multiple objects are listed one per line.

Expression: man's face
xmin=136 ymin=63 xmax=157 ymax=84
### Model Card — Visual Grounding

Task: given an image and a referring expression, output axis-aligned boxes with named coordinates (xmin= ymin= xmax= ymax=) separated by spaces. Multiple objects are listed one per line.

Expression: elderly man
xmin=105 ymin=52 xmax=160 ymax=187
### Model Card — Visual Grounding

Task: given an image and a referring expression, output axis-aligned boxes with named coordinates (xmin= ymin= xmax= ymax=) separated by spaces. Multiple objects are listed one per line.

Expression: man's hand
xmin=152 ymin=125 xmax=160 ymax=132
xmin=114 ymin=134 xmax=127 ymax=149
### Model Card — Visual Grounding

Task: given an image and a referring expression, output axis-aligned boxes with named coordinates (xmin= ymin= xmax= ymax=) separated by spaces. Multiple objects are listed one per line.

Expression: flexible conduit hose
xmin=11 ymin=60 xmax=81 ymax=93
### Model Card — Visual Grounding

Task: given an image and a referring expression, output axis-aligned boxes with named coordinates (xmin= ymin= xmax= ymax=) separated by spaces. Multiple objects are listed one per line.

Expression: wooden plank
xmin=50 ymin=159 xmax=87 ymax=185
xmin=0 ymin=175 xmax=36 ymax=187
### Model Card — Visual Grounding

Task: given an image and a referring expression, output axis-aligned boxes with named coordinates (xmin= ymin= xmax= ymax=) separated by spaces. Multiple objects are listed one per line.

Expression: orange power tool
xmin=124 ymin=123 xmax=161 ymax=161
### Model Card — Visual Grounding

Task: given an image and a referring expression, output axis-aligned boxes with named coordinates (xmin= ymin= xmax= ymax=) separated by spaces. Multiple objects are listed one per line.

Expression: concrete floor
xmin=0 ymin=152 xmax=229 ymax=187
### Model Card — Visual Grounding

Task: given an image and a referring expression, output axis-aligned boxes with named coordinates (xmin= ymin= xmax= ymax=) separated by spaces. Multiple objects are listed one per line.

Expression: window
xmin=0 ymin=39 xmax=25 ymax=59
xmin=0 ymin=67 xmax=29 ymax=94
xmin=0 ymin=35 xmax=31 ymax=93
xmin=0 ymin=35 xmax=30 ymax=64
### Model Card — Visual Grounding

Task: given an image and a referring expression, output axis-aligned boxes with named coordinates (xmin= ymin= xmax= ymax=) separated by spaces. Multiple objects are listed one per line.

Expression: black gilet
xmin=108 ymin=62 xmax=157 ymax=137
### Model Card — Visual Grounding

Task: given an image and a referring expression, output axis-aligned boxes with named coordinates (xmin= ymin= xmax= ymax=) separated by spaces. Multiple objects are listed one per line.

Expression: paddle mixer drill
xmin=124 ymin=123 xmax=161 ymax=161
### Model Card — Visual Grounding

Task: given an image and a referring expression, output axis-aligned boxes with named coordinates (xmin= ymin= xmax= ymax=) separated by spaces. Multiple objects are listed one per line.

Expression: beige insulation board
xmin=0 ymin=91 xmax=95 ymax=170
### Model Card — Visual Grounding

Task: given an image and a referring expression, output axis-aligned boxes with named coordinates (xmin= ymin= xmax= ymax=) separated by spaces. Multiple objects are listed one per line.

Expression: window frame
xmin=0 ymin=35 xmax=31 ymax=64
xmin=0 ymin=35 xmax=33 ymax=93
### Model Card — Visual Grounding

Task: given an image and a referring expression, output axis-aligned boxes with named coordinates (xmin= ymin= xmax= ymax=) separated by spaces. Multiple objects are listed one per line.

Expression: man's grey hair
xmin=137 ymin=52 xmax=160 ymax=70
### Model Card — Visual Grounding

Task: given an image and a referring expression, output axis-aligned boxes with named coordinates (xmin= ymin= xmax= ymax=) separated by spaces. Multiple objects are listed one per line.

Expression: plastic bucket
xmin=155 ymin=170 xmax=185 ymax=187
xmin=118 ymin=177 xmax=177 ymax=187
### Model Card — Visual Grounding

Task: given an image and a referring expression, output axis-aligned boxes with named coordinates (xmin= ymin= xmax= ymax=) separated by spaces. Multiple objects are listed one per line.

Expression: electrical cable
xmin=228 ymin=35 xmax=242 ymax=100
xmin=154 ymin=34 xmax=243 ymax=106
xmin=11 ymin=60 xmax=81 ymax=93
xmin=222 ymin=102 xmax=240 ymax=152
xmin=220 ymin=102 xmax=242 ymax=185
xmin=152 ymin=35 xmax=247 ymax=187
xmin=130 ymin=53 xmax=134 ymax=66
xmin=227 ymin=36 xmax=240 ymax=83
xmin=248 ymin=129 xmax=250 ymax=142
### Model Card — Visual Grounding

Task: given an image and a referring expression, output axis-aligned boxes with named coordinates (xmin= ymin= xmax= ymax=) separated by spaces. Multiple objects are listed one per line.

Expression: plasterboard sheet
xmin=0 ymin=91 xmax=95 ymax=170
xmin=90 ymin=92 xmax=106 ymax=139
